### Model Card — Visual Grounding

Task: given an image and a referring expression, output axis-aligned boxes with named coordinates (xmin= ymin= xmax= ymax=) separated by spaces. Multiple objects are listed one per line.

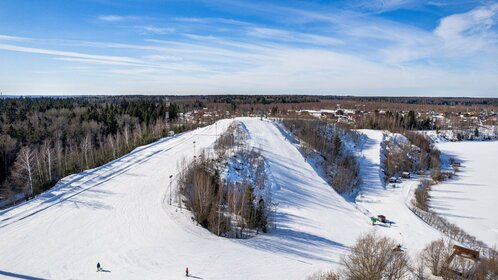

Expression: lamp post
xmin=169 ymin=174 xmax=173 ymax=205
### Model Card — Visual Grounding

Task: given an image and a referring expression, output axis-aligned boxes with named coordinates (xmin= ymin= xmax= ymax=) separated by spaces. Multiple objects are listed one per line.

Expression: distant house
xmin=401 ymin=172 xmax=410 ymax=179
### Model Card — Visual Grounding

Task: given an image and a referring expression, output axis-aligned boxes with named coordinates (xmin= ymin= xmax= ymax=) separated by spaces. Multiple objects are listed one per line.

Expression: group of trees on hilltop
xmin=0 ymin=97 xmax=195 ymax=205
xmin=179 ymin=124 xmax=269 ymax=238
xmin=382 ymin=132 xmax=441 ymax=180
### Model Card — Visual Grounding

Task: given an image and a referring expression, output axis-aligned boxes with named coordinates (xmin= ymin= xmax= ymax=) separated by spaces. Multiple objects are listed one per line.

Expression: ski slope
xmin=0 ymin=119 xmax=448 ymax=279
xmin=430 ymin=141 xmax=498 ymax=247
xmin=0 ymin=118 xmax=369 ymax=279
xmin=355 ymin=130 xmax=442 ymax=252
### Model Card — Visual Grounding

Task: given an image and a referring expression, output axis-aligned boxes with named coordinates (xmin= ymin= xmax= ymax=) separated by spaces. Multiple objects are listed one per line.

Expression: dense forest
xmin=0 ymin=96 xmax=209 ymax=205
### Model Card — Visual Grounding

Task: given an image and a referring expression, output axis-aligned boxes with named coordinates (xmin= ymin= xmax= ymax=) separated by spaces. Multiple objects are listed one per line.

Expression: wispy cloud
xmin=355 ymin=0 xmax=415 ymax=13
xmin=435 ymin=3 xmax=498 ymax=54
xmin=0 ymin=34 xmax=31 ymax=42
xmin=0 ymin=43 xmax=146 ymax=66
xmin=97 ymin=15 xmax=137 ymax=22
xmin=246 ymin=27 xmax=342 ymax=46
xmin=136 ymin=25 xmax=175 ymax=35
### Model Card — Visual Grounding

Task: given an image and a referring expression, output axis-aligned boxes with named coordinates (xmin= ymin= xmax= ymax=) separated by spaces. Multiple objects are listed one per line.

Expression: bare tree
xmin=421 ymin=238 xmax=453 ymax=276
xmin=341 ymin=231 xmax=410 ymax=280
xmin=55 ymin=138 xmax=63 ymax=178
xmin=12 ymin=146 xmax=35 ymax=198
xmin=42 ymin=139 xmax=53 ymax=182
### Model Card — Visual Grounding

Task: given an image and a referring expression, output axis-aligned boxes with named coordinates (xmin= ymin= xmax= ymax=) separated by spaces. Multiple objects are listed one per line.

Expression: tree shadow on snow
xmin=0 ymin=270 xmax=48 ymax=280
xmin=237 ymin=225 xmax=348 ymax=263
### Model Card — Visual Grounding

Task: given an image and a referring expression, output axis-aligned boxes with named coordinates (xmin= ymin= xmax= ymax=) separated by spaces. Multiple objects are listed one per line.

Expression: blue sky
xmin=0 ymin=0 xmax=497 ymax=96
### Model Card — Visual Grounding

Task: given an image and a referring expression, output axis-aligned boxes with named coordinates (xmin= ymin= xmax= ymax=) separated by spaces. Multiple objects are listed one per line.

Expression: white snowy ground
xmin=0 ymin=118 xmax=368 ymax=280
xmin=355 ymin=130 xmax=442 ymax=253
xmin=430 ymin=141 xmax=498 ymax=247
xmin=0 ymin=119 xmax=446 ymax=280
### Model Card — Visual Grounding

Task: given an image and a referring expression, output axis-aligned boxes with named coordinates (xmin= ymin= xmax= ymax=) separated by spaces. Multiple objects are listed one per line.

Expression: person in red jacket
xmin=185 ymin=267 xmax=189 ymax=277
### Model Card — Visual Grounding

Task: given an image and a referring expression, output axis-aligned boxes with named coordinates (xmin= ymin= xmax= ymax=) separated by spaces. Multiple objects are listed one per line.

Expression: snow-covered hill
xmin=0 ymin=119 xmax=452 ymax=279
xmin=0 ymin=118 xmax=363 ymax=279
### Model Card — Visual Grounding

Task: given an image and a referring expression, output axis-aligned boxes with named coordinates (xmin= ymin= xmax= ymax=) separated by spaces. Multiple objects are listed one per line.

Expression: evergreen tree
xmin=168 ymin=102 xmax=179 ymax=121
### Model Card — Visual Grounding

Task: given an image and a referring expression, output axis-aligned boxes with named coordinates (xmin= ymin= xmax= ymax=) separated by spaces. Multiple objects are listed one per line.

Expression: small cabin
xmin=401 ymin=172 xmax=410 ymax=179
xmin=168 ymin=131 xmax=175 ymax=136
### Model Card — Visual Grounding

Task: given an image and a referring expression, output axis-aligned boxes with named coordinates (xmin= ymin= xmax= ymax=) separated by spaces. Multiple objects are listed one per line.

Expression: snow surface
xmin=355 ymin=130 xmax=442 ymax=253
xmin=0 ymin=119 xmax=448 ymax=279
xmin=430 ymin=141 xmax=498 ymax=247
xmin=0 ymin=118 xmax=366 ymax=279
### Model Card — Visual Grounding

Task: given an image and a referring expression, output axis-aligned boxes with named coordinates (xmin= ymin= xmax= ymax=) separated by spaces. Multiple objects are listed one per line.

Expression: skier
xmin=185 ymin=267 xmax=189 ymax=277
xmin=97 ymin=262 xmax=101 ymax=272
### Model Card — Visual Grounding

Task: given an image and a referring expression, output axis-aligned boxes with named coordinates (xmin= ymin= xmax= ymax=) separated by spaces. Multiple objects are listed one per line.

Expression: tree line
xmin=282 ymin=119 xmax=361 ymax=194
xmin=0 ymin=96 xmax=202 ymax=205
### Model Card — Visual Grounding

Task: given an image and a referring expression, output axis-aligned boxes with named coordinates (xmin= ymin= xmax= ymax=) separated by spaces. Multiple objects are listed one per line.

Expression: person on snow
xmin=97 ymin=262 xmax=101 ymax=272
xmin=185 ymin=267 xmax=189 ymax=276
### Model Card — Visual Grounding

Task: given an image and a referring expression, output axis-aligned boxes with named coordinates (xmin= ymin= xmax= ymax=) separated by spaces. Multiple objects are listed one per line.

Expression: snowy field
xmin=0 ymin=118 xmax=452 ymax=279
xmin=430 ymin=141 xmax=498 ymax=247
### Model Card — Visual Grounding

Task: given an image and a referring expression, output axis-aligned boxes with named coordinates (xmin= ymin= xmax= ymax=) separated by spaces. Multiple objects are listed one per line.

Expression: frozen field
xmin=431 ymin=141 xmax=498 ymax=247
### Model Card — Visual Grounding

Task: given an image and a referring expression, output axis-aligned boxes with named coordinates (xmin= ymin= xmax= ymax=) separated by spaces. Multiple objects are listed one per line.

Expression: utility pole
xmin=169 ymin=174 xmax=173 ymax=205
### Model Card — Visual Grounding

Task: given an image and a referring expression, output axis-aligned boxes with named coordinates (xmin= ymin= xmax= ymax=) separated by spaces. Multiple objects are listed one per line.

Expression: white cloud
xmin=144 ymin=54 xmax=182 ymax=61
xmin=434 ymin=4 xmax=498 ymax=53
xmin=356 ymin=0 xmax=415 ymax=13
xmin=97 ymin=15 xmax=136 ymax=22
xmin=137 ymin=25 xmax=175 ymax=35
xmin=247 ymin=27 xmax=342 ymax=46
xmin=0 ymin=43 xmax=146 ymax=66
xmin=0 ymin=34 xmax=31 ymax=42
